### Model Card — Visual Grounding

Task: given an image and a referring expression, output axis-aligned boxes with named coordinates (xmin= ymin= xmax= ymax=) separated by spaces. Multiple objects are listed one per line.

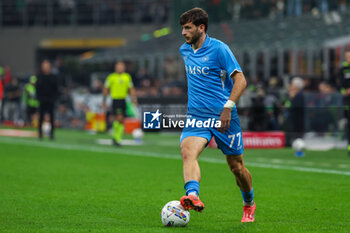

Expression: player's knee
xmin=181 ymin=146 xmax=195 ymax=162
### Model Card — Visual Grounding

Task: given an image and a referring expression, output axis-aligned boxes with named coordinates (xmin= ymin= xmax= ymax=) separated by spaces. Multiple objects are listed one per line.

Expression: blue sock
xmin=184 ymin=180 xmax=200 ymax=196
xmin=241 ymin=188 xmax=254 ymax=203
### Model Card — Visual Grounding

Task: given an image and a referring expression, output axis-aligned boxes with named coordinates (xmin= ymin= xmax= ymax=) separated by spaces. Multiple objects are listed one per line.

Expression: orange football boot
xmin=180 ymin=195 xmax=205 ymax=212
xmin=241 ymin=203 xmax=256 ymax=222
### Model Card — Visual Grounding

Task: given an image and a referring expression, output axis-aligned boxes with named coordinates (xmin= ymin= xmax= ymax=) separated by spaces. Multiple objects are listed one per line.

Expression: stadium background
xmin=0 ymin=1 xmax=350 ymax=232
xmin=1 ymin=0 xmax=350 ymax=146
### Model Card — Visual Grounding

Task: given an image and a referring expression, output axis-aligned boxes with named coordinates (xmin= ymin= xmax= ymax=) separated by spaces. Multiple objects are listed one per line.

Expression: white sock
xmin=243 ymin=201 xmax=254 ymax=206
xmin=188 ymin=191 xmax=198 ymax=197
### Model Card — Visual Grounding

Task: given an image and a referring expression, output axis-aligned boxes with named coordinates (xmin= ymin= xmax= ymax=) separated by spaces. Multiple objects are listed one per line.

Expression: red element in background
xmin=208 ymin=131 xmax=285 ymax=149
xmin=4 ymin=66 xmax=11 ymax=85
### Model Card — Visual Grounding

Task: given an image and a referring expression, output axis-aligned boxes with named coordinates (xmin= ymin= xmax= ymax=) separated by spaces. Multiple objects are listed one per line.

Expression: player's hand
xmin=218 ymin=108 xmax=231 ymax=133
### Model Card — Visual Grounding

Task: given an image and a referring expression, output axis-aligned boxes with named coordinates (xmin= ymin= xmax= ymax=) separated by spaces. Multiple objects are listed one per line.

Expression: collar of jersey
xmin=186 ymin=34 xmax=211 ymax=53
xmin=113 ymin=72 xmax=126 ymax=76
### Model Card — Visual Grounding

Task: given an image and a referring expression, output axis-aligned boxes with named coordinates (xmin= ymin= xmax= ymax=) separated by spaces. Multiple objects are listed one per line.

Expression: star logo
xmin=151 ymin=109 xmax=162 ymax=122
xmin=143 ymin=109 xmax=162 ymax=129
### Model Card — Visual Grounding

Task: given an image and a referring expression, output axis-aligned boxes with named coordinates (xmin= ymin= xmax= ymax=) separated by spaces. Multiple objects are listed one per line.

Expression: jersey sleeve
xmin=218 ymin=44 xmax=242 ymax=76
xmin=104 ymin=75 xmax=111 ymax=88
xmin=127 ymin=74 xmax=134 ymax=88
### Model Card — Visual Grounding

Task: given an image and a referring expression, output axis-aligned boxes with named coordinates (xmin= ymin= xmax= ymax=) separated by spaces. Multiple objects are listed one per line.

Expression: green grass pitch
xmin=0 ymin=129 xmax=350 ymax=232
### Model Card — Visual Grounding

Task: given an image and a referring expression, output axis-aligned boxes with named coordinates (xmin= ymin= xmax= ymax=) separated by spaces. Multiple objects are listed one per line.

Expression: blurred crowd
xmin=0 ymin=56 xmax=345 ymax=138
xmin=2 ymin=0 xmax=350 ymax=27
xmin=239 ymin=75 xmax=342 ymax=142
xmin=2 ymin=0 xmax=170 ymax=26
xmin=0 ymin=57 xmax=188 ymax=130
xmin=228 ymin=0 xmax=350 ymax=21
xmin=88 ymin=57 xmax=186 ymax=98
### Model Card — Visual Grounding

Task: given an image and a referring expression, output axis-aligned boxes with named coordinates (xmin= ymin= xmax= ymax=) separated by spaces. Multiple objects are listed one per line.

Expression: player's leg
xmin=38 ymin=103 xmax=45 ymax=139
xmin=48 ymin=103 xmax=55 ymax=140
xmin=112 ymin=99 xmax=126 ymax=145
xmin=226 ymin=155 xmax=252 ymax=194
xmin=181 ymin=136 xmax=207 ymax=183
xmin=226 ymin=155 xmax=254 ymax=203
xmin=113 ymin=113 xmax=124 ymax=145
xmin=111 ymin=99 xmax=125 ymax=145
xmin=179 ymin=135 xmax=209 ymax=212
xmin=226 ymin=155 xmax=255 ymax=222
xmin=211 ymin=116 xmax=255 ymax=222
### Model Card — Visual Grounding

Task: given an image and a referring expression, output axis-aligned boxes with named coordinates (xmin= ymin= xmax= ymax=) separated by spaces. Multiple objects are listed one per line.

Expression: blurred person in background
xmin=90 ymin=79 xmax=103 ymax=94
xmin=134 ymin=68 xmax=151 ymax=88
xmin=285 ymin=77 xmax=305 ymax=146
xmin=248 ymin=88 xmax=267 ymax=131
xmin=22 ymin=75 xmax=39 ymax=126
xmin=71 ymin=102 xmax=89 ymax=129
xmin=36 ymin=60 xmax=59 ymax=140
xmin=3 ymin=77 xmax=21 ymax=123
xmin=55 ymin=103 xmax=74 ymax=129
xmin=339 ymin=49 xmax=350 ymax=155
xmin=163 ymin=56 xmax=179 ymax=81
xmin=316 ymin=81 xmax=338 ymax=134
xmin=103 ymin=61 xmax=137 ymax=146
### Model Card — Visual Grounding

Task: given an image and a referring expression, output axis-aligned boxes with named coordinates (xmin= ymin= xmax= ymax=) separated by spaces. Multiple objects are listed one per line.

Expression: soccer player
xmin=178 ymin=8 xmax=255 ymax=222
xmin=103 ymin=61 xmax=137 ymax=146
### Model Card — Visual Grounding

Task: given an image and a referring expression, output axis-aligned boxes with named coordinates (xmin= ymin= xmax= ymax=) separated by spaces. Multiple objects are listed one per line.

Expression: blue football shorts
xmin=180 ymin=114 xmax=244 ymax=156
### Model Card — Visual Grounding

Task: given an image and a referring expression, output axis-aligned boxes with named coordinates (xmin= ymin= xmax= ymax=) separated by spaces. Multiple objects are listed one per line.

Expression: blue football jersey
xmin=180 ymin=35 xmax=242 ymax=118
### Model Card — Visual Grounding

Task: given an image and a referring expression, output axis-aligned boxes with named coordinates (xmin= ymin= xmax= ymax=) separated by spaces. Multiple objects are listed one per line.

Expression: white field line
xmin=1 ymin=137 xmax=350 ymax=176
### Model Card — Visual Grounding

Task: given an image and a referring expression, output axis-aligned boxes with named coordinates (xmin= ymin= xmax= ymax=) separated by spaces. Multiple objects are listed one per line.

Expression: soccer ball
xmin=292 ymin=138 xmax=305 ymax=152
xmin=132 ymin=128 xmax=144 ymax=140
xmin=161 ymin=201 xmax=190 ymax=227
xmin=42 ymin=122 xmax=51 ymax=136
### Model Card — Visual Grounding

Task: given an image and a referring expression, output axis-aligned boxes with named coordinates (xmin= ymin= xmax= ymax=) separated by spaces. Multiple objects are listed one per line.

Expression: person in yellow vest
xmin=23 ymin=75 xmax=39 ymax=126
xmin=103 ymin=61 xmax=137 ymax=146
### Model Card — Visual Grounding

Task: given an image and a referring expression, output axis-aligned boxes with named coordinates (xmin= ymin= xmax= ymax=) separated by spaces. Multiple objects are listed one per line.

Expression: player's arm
xmin=219 ymin=71 xmax=247 ymax=133
xmin=127 ymin=76 xmax=138 ymax=105
xmin=217 ymin=43 xmax=247 ymax=133
xmin=103 ymin=86 xmax=109 ymax=98
xmin=228 ymin=71 xmax=247 ymax=104
xmin=128 ymin=87 xmax=138 ymax=105
xmin=102 ymin=87 xmax=109 ymax=110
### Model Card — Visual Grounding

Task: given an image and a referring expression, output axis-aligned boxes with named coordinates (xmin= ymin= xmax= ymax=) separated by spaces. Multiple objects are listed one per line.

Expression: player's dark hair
xmin=180 ymin=8 xmax=208 ymax=32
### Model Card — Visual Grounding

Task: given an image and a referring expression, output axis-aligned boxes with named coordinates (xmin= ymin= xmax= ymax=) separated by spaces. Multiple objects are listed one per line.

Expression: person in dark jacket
xmin=285 ymin=77 xmax=305 ymax=146
xmin=36 ymin=60 xmax=59 ymax=140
